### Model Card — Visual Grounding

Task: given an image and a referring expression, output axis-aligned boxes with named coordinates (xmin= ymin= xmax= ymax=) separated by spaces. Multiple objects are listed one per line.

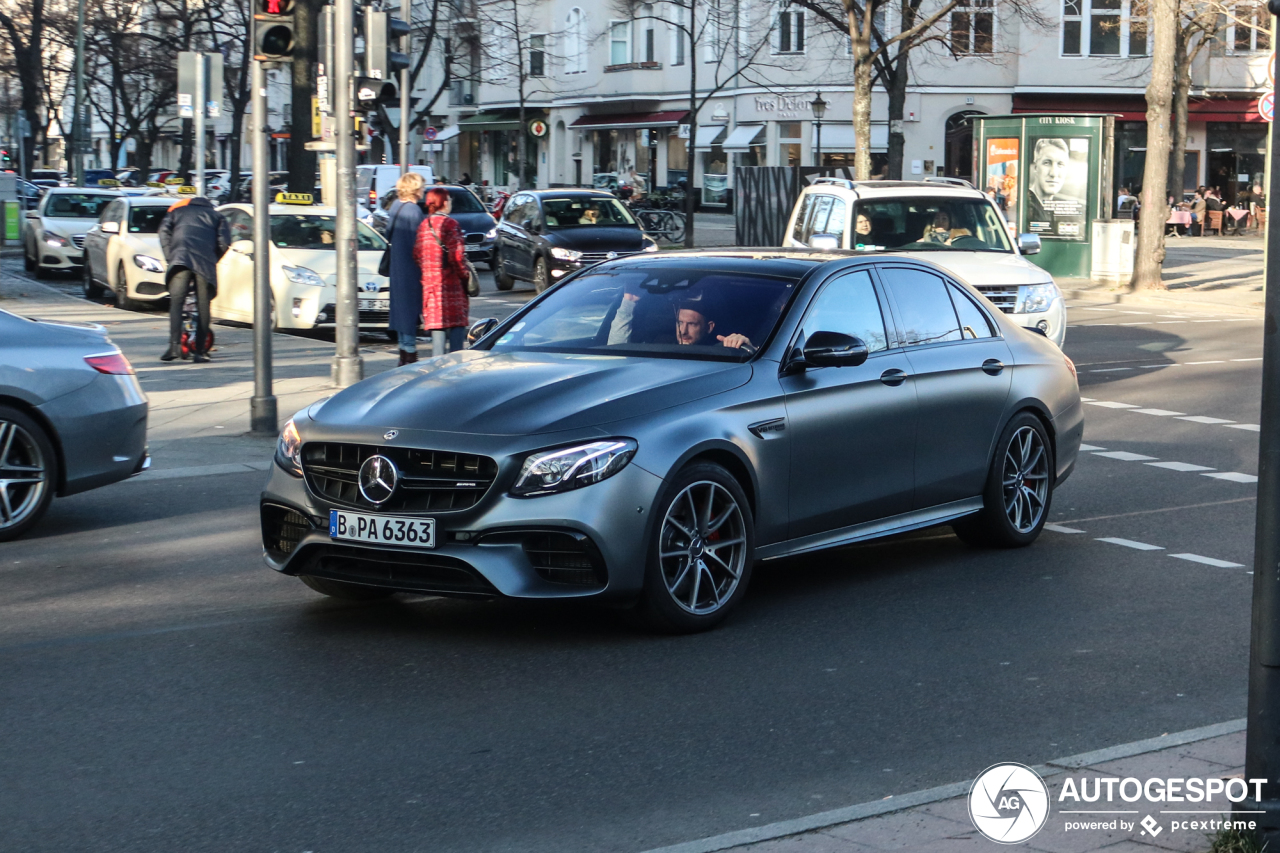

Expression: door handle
xmin=982 ymin=359 xmax=1005 ymax=376
xmin=880 ymin=368 xmax=908 ymax=386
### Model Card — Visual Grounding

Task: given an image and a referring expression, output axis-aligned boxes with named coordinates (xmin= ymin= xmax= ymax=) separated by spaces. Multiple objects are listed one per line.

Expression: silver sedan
xmin=0 ymin=308 xmax=149 ymax=540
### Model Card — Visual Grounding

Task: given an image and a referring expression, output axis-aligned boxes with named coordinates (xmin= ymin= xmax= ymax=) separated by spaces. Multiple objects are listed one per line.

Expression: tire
xmin=299 ymin=575 xmax=396 ymax=601
xmin=666 ymin=212 xmax=686 ymax=245
xmin=115 ymin=263 xmax=141 ymax=311
xmin=23 ymin=244 xmax=34 ymax=272
xmin=34 ymin=257 xmax=50 ymax=279
xmin=953 ymin=411 xmax=1054 ymax=548
xmin=82 ymin=258 xmax=104 ymax=299
xmin=633 ymin=462 xmax=755 ymax=633
xmin=532 ymin=256 xmax=550 ymax=294
xmin=0 ymin=405 xmax=58 ymax=542
xmin=494 ymin=248 xmax=516 ymax=291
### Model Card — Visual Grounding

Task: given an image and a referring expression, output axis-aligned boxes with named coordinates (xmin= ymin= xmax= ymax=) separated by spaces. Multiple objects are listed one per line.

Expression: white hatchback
xmin=784 ymin=179 xmax=1066 ymax=347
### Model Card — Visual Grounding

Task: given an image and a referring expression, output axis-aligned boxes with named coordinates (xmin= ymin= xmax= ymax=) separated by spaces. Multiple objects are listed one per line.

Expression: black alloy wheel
xmin=954 ymin=411 xmax=1053 ymax=548
xmin=0 ymin=405 xmax=58 ymax=542
xmin=82 ymin=258 xmax=104 ymax=299
xmin=115 ymin=263 xmax=140 ymax=311
xmin=23 ymin=244 xmax=34 ymax=272
xmin=493 ymin=248 xmax=516 ymax=291
xmin=533 ymin=256 xmax=550 ymax=294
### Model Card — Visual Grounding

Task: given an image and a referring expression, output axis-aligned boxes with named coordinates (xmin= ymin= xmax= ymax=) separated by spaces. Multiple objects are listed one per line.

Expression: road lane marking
xmin=1078 ymin=443 xmax=1106 ymax=451
xmin=1192 ymin=320 xmax=1224 ymax=323
xmin=1177 ymin=415 xmax=1236 ymax=424
xmin=1224 ymin=319 xmax=1256 ymax=322
xmin=1119 ymin=322 xmax=1151 ymax=326
xmin=1146 ymin=461 xmax=1216 ymax=472
xmin=1079 ymin=397 xmax=1096 ymax=402
xmin=1097 ymin=537 xmax=1164 ymax=551
xmin=1156 ymin=321 xmax=1189 ymax=324
xmin=1087 ymin=401 xmax=1139 ymax=408
xmin=1185 ymin=360 xmax=1226 ymax=365
xmin=1226 ymin=424 xmax=1262 ymax=431
xmin=1130 ymin=408 xmax=1185 ymax=416
xmin=1170 ymin=554 xmax=1245 ymax=568
xmin=1044 ymin=524 xmax=1085 ymax=533
xmin=1203 ymin=472 xmax=1258 ymax=483
xmin=1093 ymin=451 xmax=1159 ymax=461
xmin=1232 ymin=357 xmax=1264 ymax=362
xmin=1091 ymin=367 xmax=1132 ymax=372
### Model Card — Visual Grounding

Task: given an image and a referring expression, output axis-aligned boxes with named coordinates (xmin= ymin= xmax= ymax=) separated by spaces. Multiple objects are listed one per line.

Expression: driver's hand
xmin=717 ymin=334 xmax=754 ymax=351
xmin=622 ymin=292 xmax=640 ymax=303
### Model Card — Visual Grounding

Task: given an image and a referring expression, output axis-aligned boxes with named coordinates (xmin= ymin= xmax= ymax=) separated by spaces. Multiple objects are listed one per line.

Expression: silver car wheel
xmin=658 ymin=480 xmax=747 ymax=615
xmin=0 ymin=419 xmax=49 ymax=532
xmin=1002 ymin=426 xmax=1049 ymax=534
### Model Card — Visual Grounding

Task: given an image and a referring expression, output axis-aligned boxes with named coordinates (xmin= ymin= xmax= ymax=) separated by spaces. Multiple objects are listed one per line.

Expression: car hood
xmin=451 ymin=211 xmax=497 ymax=234
xmin=896 ymin=251 xmax=1054 ymax=286
xmin=42 ymin=216 xmax=98 ymax=237
xmin=312 ymin=350 xmax=752 ymax=435
xmin=545 ymin=226 xmax=647 ymax=252
xmin=125 ymin=234 xmax=163 ymax=256
xmin=275 ymin=248 xmax=385 ymax=287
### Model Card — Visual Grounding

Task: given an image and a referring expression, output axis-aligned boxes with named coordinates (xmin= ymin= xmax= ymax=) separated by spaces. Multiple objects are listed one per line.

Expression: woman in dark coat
xmin=414 ymin=186 xmax=469 ymax=355
xmin=386 ymin=171 xmax=427 ymax=365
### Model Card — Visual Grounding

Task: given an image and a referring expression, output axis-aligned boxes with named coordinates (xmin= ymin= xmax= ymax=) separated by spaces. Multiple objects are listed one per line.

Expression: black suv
xmin=492 ymin=189 xmax=658 ymax=292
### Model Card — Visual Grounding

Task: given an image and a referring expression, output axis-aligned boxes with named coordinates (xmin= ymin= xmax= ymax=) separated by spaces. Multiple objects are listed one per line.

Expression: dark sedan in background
xmin=261 ymin=250 xmax=1082 ymax=632
xmin=372 ymin=185 xmax=496 ymax=268
xmin=491 ymin=189 xmax=658 ymax=292
xmin=0 ymin=309 xmax=149 ymax=540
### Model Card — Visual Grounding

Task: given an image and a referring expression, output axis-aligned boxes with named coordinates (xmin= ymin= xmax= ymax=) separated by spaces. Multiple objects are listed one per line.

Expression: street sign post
xmin=1261 ymin=91 xmax=1274 ymax=123
xmin=332 ymin=0 xmax=362 ymax=387
xmin=177 ymin=52 xmax=224 ymax=195
xmin=249 ymin=58 xmax=278 ymax=435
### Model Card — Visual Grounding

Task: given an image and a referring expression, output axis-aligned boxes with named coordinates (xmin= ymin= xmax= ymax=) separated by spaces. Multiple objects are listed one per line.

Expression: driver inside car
xmin=608 ymin=288 xmax=754 ymax=350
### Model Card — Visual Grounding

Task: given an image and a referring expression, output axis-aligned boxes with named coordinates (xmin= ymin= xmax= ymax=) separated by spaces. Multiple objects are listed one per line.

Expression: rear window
xmin=129 ymin=206 xmax=169 ymax=233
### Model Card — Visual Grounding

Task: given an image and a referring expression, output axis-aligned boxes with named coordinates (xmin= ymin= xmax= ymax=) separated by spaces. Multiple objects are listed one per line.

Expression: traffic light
xmin=253 ymin=0 xmax=296 ymax=61
xmin=362 ymin=7 xmax=411 ymax=88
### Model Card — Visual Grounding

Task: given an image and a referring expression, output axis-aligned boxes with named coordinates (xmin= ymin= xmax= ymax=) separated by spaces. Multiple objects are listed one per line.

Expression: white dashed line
xmin=1079 ymin=398 xmax=1096 ymax=402
xmin=1193 ymin=320 xmax=1224 ymax=323
xmin=1118 ymin=311 xmax=1151 ymax=315
xmin=1146 ymin=461 xmax=1216 ymax=472
xmin=1093 ymin=451 xmax=1159 ymax=462
xmin=1203 ymin=472 xmax=1258 ymax=483
xmin=1177 ymin=415 xmax=1236 ymax=424
xmin=1045 ymin=524 xmax=1086 ymax=534
xmin=1185 ymin=360 xmax=1226 ymax=365
xmin=1097 ymin=537 xmax=1164 ymax=551
xmin=1119 ymin=322 xmax=1151 ymax=326
xmin=1091 ymin=368 xmax=1132 ymax=373
xmin=1130 ymin=408 xmax=1185 ymax=416
xmin=1156 ymin=321 xmax=1189 ymax=324
xmin=1087 ymin=401 xmax=1139 ymax=409
xmin=1078 ymin=443 xmax=1106 ymax=451
xmin=1140 ymin=364 xmax=1173 ymax=369
xmin=1223 ymin=319 xmax=1256 ymax=322
xmin=1226 ymin=424 xmax=1261 ymax=431
xmin=1232 ymin=358 xmax=1264 ymax=362
xmin=1170 ymin=554 xmax=1245 ymax=568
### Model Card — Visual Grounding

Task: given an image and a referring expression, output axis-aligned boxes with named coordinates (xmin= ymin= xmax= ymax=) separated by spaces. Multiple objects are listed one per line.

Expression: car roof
xmin=802 ymin=178 xmax=985 ymax=200
xmin=220 ymin=202 xmax=341 ymax=216
xmin=605 ymin=249 xmax=858 ymax=279
xmin=526 ymin=189 xmax=617 ymax=199
xmin=124 ymin=197 xmax=178 ymax=207
xmin=44 ymin=186 xmax=120 ymax=195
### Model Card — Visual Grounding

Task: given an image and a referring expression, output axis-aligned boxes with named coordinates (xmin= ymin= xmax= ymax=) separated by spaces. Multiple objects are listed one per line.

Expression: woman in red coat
xmin=414 ymin=187 xmax=470 ymax=355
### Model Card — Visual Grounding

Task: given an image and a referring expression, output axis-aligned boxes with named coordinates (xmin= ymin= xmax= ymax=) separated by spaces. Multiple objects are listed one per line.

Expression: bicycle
xmin=179 ymin=290 xmax=215 ymax=359
xmin=633 ymin=207 xmax=686 ymax=245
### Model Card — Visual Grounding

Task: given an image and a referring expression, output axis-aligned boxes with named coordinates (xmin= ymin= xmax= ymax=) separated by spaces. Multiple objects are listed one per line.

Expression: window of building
xmin=1061 ymin=0 xmax=1147 ymax=56
xmin=641 ymin=5 xmax=657 ymax=62
xmin=1229 ymin=3 xmax=1271 ymax=53
xmin=951 ymin=0 xmax=995 ymax=54
xmin=529 ymin=34 xmax=545 ymax=77
xmin=775 ymin=5 xmax=805 ymax=53
xmin=564 ymin=8 xmax=586 ymax=74
xmin=778 ymin=121 xmax=803 ymax=168
xmin=610 ymin=20 xmax=632 ymax=65
xmin=671 ymin=3 xmax=686 ymax=65
xmin=705 ymin=0 xmax=724 ymax=61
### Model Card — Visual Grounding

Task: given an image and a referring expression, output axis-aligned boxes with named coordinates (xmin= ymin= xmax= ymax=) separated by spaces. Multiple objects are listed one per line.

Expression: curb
xmin=1062 ymin=287 xmax=1264 ymax=314
xmin=638 ymin=718 xmax=1247 ymax=853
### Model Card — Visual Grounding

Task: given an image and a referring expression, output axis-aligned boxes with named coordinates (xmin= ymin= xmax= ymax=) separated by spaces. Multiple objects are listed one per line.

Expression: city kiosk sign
xmin=975 ymin=114 xmax=1115 ymax=279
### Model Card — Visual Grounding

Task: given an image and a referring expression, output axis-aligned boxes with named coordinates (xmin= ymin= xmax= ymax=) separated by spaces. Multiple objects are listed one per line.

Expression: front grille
xmin=359 ymin=309 xmax=389 ymax=324
xmin=71 ymin=234 xmax=86 ymax=249
xmin=523 ymin=531 xmax=607 ymax=586
xmin=975 ymin=285 xmax=1018 ymax=314
xmin=302 ymin=442 xmax=498 ymax=514
xmin=464 ymin=232 xmax=487 ymax=244
xmin=579 ymin=250 xmax=639 ymax=264
xmin=317 ymin=302 xmax=390 ymax=326
xmin=295 ymin=543 xmax=498 ymax=596
xmin=262 ymin=502 xmax=315 ymax=558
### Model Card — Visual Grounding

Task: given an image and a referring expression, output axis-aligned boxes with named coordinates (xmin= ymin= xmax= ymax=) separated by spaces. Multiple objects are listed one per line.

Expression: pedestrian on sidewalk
xmin=158 ymin=195 xmax=230 ymax=364
xmin=414 ymin=187 xmax=469 ymax=356
xmin=386 ymin=171 xmax=427 ymax=365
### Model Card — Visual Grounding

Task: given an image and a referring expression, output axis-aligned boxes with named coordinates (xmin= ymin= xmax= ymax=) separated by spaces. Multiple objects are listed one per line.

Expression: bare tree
xmin=374 ymin=0 xmax=455 ymax=166
xmin=0 ymin=0 xmax=50 ymax=174
xmin=1168 ymin=0 xmax=1221 ymax=200
xmin=1132 ymin=0 xmax=1176 ymax=290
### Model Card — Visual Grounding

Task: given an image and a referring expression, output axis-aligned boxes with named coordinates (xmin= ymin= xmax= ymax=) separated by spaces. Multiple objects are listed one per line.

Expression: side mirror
xmin=24 ymin=210 xmax=37 ymax=219
xmin=101 ymin=221 xmax=120 ymax=234
xmin=809 ymin=233 xmax=841 ymax=251
xmin=800 ymin=331 xmax=869 ymax=368
xmin=1018 ymin=233 xmax=1042 ymax=255
xmin=467 ymin=317 xmax=499 ymax=348
xmin=230 ymin=239 xmax=254 ymax=256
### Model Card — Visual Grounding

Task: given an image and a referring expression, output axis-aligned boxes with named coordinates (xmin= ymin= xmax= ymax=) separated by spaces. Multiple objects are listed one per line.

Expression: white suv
xmin=784 ymin=178 xmax=1066 ymax=347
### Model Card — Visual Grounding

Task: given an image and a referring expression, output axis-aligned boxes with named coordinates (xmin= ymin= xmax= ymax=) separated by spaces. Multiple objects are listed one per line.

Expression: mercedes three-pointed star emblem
xmin=358 ymin=455 xmax=400 ymax=505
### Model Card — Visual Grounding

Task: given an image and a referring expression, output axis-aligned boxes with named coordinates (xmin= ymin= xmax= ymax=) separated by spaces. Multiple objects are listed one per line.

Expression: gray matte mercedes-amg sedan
xmin=262 ymin=250 xmax=1082 ymax=632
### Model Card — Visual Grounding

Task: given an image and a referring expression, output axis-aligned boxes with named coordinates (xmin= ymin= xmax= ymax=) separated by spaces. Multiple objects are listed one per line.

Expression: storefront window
xmin=779 ymin=121 xmax=803 ymax=168
xmin=702 ymin=148 xmax=729 ymax=206
xmin=668 ymin=134 xmax=689 ymax=187
xmin=1208 ymin=122 xmax=1267 ymax=204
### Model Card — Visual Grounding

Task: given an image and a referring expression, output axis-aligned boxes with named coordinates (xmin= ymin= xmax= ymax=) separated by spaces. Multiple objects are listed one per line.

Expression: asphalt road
xmin=0 ymin=283 xmax=1263 ymax=852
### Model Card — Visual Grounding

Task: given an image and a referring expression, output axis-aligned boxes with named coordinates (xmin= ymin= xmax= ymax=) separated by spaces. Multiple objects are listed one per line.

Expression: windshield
xmin=129 ymin=206 xmax=169 ymax=233
xmin=448 ymin=188 xmax=487 ymax=213
xmin=852 ymin=197 xmax=1013 ymax=253
xmin=44 ymin=193 xmax=115 ymax=219
xmin=488 ymin=266 xmax=796 ymax=362
xmin=542 ymin=197 xmax=637 ymax=229
xmin=269 ymin=214 xmax=386 ymax=250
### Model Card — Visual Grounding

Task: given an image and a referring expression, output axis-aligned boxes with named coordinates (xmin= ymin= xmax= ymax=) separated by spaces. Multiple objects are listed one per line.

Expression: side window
xmin=826 ymin=198 xmax=848 ymax=237
xmin=790 ymin=194 xmax=814 ymax=242
xmin=799 ymin=270 xmax=888 ymax=353
xmin=100 ymin=200 xmax=123 ymax=224
xmin=225 ymin=209 xmax=253 ymax=243
xmin=879 ymin=267 xmax=963 ymax=347
xmin=505 ymin=197 xmax=529 ymax=228
xmin=803 ymin=195 xmax=835 ymax=242
xmin=950 ymin=285 xmax=996 ymax=339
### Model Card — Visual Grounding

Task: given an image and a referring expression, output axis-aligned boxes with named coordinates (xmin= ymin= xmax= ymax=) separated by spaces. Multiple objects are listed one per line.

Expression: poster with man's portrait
xmin=1024 ymin=136 xmax=1090 ymax=240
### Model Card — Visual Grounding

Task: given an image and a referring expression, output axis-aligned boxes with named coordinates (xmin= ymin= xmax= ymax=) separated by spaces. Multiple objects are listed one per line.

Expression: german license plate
xmin=358 ymin=298 xmax=385 ymax=310
xmin=329 ymin=510 xmax=435 ymax=548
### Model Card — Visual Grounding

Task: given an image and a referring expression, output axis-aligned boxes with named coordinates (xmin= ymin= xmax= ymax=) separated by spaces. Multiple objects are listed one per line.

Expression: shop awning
xmin=811 ymin=124 xmax=888 ymax=152
xmin=1011 ymin=94 xmax=1266 ymax=123
xmin=570 ymin=110 xmax=689 ymax=130
xmin=456 ymin=111 xmax=546 ymax=131
xmin=433 ymin=125 xmax=461 ymax=141
xmin=722 ymin=124 xmax=766 ymax=151
xmin=693 ymin=124 xmax=728 ymax=149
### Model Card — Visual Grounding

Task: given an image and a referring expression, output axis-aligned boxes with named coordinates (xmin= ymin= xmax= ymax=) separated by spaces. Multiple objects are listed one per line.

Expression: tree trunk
xmin=1169 ymin=29 xmax=1191 ymax=202
xmin=228 ymin=101 xmax=246 ymax=201
xmin=288 ymin=0 xmax=318 ymax=192
xmin=1132 ymin=0 xmax=1176 ymax=291
xmin=885 ymin=59 xmax=908 ymax=180
xmin=849 ymin=5 xmax=873 ymax=180
xmin=684 ymin=8 xmax=697 ymax=248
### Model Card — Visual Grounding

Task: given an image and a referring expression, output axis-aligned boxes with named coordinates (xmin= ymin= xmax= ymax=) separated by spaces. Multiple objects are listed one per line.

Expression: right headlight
xmin=275 ymin=418 xmax=303 ymax=476
xmin=133 ymin=254 xmax=165 ymax=273
xmin=1015 ymin=283 xmax=1058 ymax=314
xmin=550 ymin=246 xmax=583 ymax=262
xmin=282 ymin=265 xmax=325 ymax=287
xmin=510 ymin=439 xmax=638 ymax=497
xmin=44 ymin=233 xmax=70 ymax=247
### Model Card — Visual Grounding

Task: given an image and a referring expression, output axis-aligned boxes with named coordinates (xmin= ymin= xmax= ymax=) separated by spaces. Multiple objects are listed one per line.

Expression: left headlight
xmin=1015 ymin=283 xmax=1058 ymax=314
xmin=643 ymin=240 xmax=659 ymax=252
xmin=283 ymin=265 xmax=326 ymax=287
xmin=550 ymin=246 xmax=583 ymax=262
xmin=275 ymin=418 xmax=303 ymax=476
xmin=485 ymin=227 xmax=498 ymax=240
xmin=44 ymin=233 xmax=70 ymax=247
xmin=133 ymin=254 xmax=165 ymax=273
xmin=511 ymin=439 xmax=638 ymax=497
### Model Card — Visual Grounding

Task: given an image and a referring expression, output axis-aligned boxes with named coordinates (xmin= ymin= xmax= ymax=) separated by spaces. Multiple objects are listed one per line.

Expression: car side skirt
xmin=756 ymin=497 xmax=984 ymax=561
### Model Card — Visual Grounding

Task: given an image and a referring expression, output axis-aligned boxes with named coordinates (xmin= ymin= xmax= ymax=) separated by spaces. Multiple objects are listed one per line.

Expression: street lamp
xmin=811 ymin=92 xmax=828 ymax=169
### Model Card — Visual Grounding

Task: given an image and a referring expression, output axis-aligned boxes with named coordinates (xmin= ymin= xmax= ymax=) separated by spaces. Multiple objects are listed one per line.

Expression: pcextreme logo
xmin=969 ymin=763 xmax=1051 ymax=844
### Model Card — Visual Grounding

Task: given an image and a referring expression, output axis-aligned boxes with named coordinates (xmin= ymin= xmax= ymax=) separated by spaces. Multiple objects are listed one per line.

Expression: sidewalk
xmin=646 ymin=721 xmax=1249 ymax=853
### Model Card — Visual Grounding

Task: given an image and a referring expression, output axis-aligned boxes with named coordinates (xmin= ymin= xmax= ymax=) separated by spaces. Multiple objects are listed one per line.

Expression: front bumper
xmin=1003 ymin=298 xmax=1067 ymax=347
xmin=311 ymin=300 xmax=391 ymax=330
xmin=39 ymin=242 xmax=84 ymax=269
xmin=260 ymin=455 xmax=664 ymax=601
